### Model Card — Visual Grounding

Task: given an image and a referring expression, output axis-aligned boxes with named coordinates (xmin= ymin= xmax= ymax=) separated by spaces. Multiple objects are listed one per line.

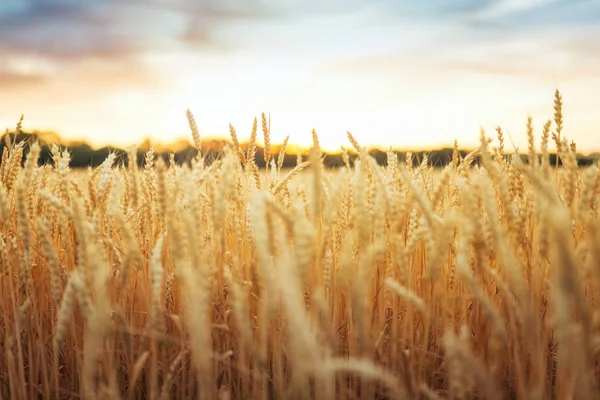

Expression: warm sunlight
xmin=4 ymin=2 xmax=600 ymax=399
xmin=2 ymin=0 xmax=600 ymax=154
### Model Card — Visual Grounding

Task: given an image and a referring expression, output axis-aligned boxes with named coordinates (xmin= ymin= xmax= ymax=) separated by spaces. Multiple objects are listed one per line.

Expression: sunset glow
xmin=1 ymin=0 xmax=599 ymax=153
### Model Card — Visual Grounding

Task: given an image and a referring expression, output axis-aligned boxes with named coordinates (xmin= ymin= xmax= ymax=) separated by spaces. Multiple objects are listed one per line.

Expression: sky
xmin=1 ymin=0 xmax=599 ymax=153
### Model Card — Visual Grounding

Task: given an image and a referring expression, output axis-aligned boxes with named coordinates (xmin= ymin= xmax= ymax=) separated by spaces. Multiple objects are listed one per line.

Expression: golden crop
xmin=1 ymin=90 xmax=599 ymax=399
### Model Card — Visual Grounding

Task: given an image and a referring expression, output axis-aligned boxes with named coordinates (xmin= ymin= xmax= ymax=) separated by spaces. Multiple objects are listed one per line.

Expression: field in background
xmin=1 ymin=90 xmax=600 ymax=399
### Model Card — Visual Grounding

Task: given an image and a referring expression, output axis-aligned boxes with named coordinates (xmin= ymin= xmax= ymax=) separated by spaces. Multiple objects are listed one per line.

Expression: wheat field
xmin=1 ymin=90 xmax=600 ymax=400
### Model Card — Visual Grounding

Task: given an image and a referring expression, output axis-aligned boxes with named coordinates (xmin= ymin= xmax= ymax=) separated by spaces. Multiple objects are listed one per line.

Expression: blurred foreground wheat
xmin=1 ymin=90 xmax=600 ymax=399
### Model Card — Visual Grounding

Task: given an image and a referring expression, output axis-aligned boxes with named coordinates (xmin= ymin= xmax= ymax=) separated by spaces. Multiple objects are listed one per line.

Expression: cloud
xmin=329 ymin=39 xmax=598 ymax=81
xmin=0 ymin=2 xmax=175 ymax=61
xmin=311 ymin=7 xmax=600 ymax=92
xmin=0 ymin=0 xmax=274 ymax=101
xmin=0 ymin=0 xmax=268 ymax=68
xmin=0 ymin=69 xmax=47 ymax=89
xmin=468 ymin=0 xmax=559 ymax=20
xmin=459 ymin=0 xmax=600 ymax=29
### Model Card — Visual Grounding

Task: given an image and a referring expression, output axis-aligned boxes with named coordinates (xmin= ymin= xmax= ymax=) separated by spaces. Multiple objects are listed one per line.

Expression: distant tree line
xmin=1 ymin=130 xmax=598 ymax=170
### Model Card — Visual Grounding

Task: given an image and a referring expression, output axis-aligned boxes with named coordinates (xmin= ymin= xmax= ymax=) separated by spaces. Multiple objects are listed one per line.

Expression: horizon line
xmin=2 ymin=128 xmax=600 ymax=158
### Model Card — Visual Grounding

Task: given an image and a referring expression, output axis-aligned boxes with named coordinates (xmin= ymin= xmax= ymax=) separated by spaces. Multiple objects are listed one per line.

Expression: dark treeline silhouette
xmin=1 ymin=130 xmax=598 ymax=170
